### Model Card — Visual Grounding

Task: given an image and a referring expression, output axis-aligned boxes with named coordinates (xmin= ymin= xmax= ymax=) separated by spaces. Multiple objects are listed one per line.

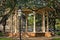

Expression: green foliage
xmin=0 ymin=32 xmax=3 ymax=36
xmin=0 ymin=0 xmax=18 ymax=17
xmin=6 ymin=0 xmax=12 ymax=8
xmin=28 ymin=14 xmax=34 ymax=25
xmin=56 ymin=32 xmax=60 ymax=35
xmin=55 ymin=19 xmax=60 ymax=30
xmin=6 ymin=0 xmax=18 ymax=8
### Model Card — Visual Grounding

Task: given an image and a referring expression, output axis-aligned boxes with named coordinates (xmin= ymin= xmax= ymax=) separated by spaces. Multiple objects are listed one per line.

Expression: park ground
xmin=0 ymin=36 xmax=60 ymax=40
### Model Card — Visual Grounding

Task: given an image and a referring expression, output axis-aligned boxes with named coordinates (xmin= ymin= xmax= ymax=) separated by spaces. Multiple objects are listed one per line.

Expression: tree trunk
xmin=3 ymin=21 xmax=6 ymax=34
xmin=53 ymin=18 xmax=56 ymax=32
xmin=3 ymin=25 xmax=5 ymax=33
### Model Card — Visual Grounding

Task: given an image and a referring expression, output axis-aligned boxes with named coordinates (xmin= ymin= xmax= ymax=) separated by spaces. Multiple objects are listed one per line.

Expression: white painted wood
xmin=33 ymin=11 xmax=36 ymax=33
xmin=42 ymin=13 xmax=45 ymax=32
xmin=47 ymin=12 xmax=49 ymax=32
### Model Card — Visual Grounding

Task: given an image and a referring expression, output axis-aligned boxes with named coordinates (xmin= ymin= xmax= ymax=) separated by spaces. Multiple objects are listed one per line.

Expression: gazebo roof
xmin=22 ymin=8 xmax=32 ymax=14
xmin=21 ymin=7 xmax=55 ymax=14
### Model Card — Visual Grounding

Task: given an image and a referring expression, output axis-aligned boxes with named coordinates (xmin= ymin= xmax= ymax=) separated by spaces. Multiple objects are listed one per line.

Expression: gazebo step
xmin=6 ymin=32 xmax=52 ymax=37
xmin=25 ymin=32 xmax=52 ymax=37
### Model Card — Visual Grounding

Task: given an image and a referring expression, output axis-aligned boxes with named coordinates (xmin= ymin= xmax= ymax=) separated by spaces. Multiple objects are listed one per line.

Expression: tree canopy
xmin=0 ymin=0 xmax=60 ymax=18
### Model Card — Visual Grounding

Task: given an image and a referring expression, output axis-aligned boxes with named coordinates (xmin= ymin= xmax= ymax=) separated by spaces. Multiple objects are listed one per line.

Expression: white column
xmin=15 ymin=13 xmax=17 ymax=33
xmin=46 ymin=12 xmax=49 ymax=32
xmin=42 ymin=13 xmax=45 ymax=32
xmin=14 ymin=9 xmax=18 ymax=33
xmin=11 ymin=13 xmax=13 ymax=33
xmin=26 ymin=14 xmax=28 ymax=32
xmin=33 ymin=11 xmax=36 ymax=33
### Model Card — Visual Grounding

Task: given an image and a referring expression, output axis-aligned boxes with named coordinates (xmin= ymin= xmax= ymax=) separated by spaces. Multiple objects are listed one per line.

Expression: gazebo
xmin=18 ymin=7 xmax=55 ymax=37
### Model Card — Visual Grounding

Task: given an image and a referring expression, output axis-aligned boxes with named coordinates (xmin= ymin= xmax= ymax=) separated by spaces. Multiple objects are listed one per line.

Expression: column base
xmin=45 ymin=32 xmax=52 ymax=37
xmin=26 ymin=32 xmax=52 ymax=37
xmin=8 ymin=32 xmax=20 ymax=37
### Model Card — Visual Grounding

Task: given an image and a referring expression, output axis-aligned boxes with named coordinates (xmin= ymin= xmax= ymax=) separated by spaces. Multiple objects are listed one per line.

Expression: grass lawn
xmin=52 ymin=38 xmax=60 ymax=40
xmin=0 ymin=38 xmax=11 ymax=40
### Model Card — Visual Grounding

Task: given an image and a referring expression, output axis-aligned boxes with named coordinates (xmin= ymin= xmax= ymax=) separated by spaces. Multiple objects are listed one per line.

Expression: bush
xmin=0 ymin=38 xmax=11 ymax=40
xmin=52 ymin=38 xmax=60 ymax=40
xmin=56 ymin=32 xmax=60 ymax=35
xmin=0 ymin=32 xmax=3 ymax=36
